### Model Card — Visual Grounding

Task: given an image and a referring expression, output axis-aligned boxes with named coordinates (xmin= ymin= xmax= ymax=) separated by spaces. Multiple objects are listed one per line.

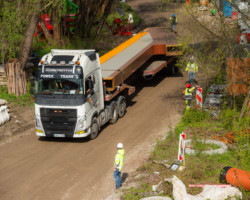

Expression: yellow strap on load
xmin=100 ymin=32 xmax=149 ymax=64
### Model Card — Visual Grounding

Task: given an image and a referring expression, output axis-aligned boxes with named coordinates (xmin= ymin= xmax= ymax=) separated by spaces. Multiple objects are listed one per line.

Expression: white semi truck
xmin=34 ymin=28 xmax=182 ymax=139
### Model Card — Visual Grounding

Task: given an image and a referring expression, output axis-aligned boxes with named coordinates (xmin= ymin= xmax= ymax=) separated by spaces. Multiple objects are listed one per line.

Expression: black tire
xmin=117 ymin=96 xmax=126 ymax=118
xmin=109 ymin=101 xmax=119 ymax=124
xmin=89 ymin=117 xmax=99 ymax=140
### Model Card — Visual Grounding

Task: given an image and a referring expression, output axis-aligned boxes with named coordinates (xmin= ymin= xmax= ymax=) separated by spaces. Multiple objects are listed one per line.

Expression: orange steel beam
xmin=101 ymin=28 xmax=182 ymax=93
xmin=100 ymin=32 xmax=148 ymax=64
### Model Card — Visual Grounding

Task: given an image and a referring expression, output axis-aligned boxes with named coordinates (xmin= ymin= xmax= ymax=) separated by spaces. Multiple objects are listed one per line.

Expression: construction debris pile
xmin=204 ymin=84 xmax=226 ymax=116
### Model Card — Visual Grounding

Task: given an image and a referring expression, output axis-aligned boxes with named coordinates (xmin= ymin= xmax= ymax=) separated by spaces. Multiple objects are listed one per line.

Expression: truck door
xmin=92 ymin=71 xmax=101 ymax=111
xmin=85 ymin=74 xmax=98 ymax=121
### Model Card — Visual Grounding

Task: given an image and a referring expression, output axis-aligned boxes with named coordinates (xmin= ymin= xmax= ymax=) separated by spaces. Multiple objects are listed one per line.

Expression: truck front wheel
xmin=89 ymin=118 xmax=99 ymax=139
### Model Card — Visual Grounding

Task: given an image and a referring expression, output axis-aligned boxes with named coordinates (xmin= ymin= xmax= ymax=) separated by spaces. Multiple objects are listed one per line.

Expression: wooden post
xmin=5 ymin=61 xmax=27 ymax=96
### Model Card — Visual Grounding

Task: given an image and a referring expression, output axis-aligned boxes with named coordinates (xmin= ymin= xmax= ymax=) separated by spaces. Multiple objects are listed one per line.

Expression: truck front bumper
xmin=36 ymin=126 xmax=91 ymax=138
xmin=73 ymin=128 xmax=91 ymax=138
xmin=36 ymin=129 xmax=46 ymax=137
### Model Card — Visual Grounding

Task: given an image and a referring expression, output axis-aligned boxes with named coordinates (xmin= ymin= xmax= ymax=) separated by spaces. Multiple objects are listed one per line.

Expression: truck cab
xmin=35 ymin=49 xmax=106 ymax=139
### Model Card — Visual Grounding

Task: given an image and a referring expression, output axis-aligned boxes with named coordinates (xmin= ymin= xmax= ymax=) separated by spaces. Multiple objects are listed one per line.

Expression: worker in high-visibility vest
xmin=185 ymin=83 xmax=196 ymax=110
xmin=113 ymin=143 xmax=125 ymax=189
xmin=186 ymin=56 xmax=198 ymax=84
xmin=169 ymin=14 xmax=177 ymax=32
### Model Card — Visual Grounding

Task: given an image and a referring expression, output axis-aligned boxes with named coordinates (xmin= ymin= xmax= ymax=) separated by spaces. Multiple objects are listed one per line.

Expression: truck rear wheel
xmin=109 ymin=101 xmax=118 ymax=124
xmin=89 ymin=117 xmax=99 ymax=139
xmin=117 ymin=96 xmax=126 ymax=118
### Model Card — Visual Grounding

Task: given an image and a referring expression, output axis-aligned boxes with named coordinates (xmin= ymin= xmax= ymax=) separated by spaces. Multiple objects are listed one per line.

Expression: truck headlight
xmin=36 ymin=117 xmax=42 ymax=129
xmin=76 ymin=118 xmax=86 ymax=132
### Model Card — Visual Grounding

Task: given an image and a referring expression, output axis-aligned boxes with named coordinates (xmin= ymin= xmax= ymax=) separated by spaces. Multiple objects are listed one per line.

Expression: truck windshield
xmin=35 ymin=78 xmax=83 ymax=95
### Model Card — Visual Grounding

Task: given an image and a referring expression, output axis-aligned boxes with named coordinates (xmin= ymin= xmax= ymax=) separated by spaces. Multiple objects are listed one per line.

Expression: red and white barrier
xmin=196 ymin=87 xmax=202 ymax=109
xmin=178 ymin=132 xmax=186 ymax=163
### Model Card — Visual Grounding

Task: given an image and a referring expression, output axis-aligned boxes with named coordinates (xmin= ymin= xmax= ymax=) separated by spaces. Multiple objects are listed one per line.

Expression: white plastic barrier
xmin=0 ymin=106 xmax=10 ymax=125
xmin=166 ymin=175 xmax=242 ymax=200
xmin=141 ymin=197 xmax=171 ymax=200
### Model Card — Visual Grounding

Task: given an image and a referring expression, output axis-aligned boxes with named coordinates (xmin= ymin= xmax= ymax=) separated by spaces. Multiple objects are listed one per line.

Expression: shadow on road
xmin=39 ymin=136 xmax=89 ymax=143
xmin=121 ymin=172 xmax=129 ymax=186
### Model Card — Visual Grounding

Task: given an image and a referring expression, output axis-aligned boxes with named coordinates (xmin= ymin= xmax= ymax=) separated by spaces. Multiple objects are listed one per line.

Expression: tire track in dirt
xmin=0 ymin=1 xmax=188 ymax=199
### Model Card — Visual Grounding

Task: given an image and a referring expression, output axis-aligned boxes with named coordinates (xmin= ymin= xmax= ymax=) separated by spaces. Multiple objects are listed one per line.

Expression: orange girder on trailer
xmin=100 ymin=27 xmax=182 ymax=92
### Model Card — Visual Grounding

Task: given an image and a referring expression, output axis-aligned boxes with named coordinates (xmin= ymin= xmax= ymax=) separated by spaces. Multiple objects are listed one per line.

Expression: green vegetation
xmin=1 ymin=1 xmax=142 ymax=104
xmin=0 ymin=85 xmax=33 ymax=106
xmin=155 ymin=0 xmax=176 ymax=11
xmin=191 ymin=140 xmax=221 ymax=151
xmin=106 ymin=3 xmax=141 ymax=25
xmin=32 ymin=2 xmax=141 ymax=59
xmin=123 ymin=183 xmax=152 ymax=200
xmin=122 ymin=103 xmax=250 ymax=199
xmin=32 ymin=39 xmax=58 ymax=58
xmin=0 ymin=1 xmax=26 ymax=60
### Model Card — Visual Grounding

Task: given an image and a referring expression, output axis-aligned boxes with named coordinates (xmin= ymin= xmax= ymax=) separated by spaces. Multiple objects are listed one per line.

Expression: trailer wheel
xmin=109 ymin=101 xmax=119 ymax=124
xmin=89 ymin=117 xmax=99 ymax=140
xmin=117 ymin=96 xmax=126 ymax=118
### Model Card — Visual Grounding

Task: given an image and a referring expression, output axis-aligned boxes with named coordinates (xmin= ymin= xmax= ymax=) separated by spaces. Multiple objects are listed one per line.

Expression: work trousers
xmin=189 ymin=72 xmax=195 ymax=84
xmin=185 ymin=95 xmax=192 ymax=110
xmin=113 ymin=169 xmax=121 ymax=189
xmin=171 ymin=24 xmax=176 ymax=31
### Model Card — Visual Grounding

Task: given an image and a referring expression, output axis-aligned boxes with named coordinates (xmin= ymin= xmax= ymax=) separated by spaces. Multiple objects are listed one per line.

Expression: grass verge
xmin=0 ymin=85 xmax=33 ymax=106
xmin=122 ymin=107 xmax=250 ymax=199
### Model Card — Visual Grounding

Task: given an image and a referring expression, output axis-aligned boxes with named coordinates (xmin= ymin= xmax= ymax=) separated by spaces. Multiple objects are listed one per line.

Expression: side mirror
xmin=88 ymin=79 xmax=94 ymax=90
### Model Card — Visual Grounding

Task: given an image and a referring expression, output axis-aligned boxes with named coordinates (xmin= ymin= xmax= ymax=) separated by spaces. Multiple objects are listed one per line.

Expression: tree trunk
xmin=4 ymin=1 xmax=41 ymax=96
xmin=79 ymin=0 xmax=111 ymax=38
xmin=85 ymin=0 xmax=107 ymax=38
xmin=51 ymin=7 xmax=63 ymax=45
xmin=96 ymin=0 xmax=115 ymax=38
xmin=19 ymin=2 xmax=41 ymax=70
xmin=79 ymin=0 xmax=91 ymax=36
xmin=5 ymin=61 xmax=27 ymax=96
xmin=39 ymin=18 xmax=53 ymax=45
xmin=53 ymin=24 xmax=62 ymax=45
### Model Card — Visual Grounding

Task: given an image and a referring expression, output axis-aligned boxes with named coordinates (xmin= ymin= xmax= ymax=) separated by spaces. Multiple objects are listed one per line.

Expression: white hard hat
xmin=117 ymin=143 xmax=123 ymax=149
xmin=190 ymin=56 xmax=194 ymax=60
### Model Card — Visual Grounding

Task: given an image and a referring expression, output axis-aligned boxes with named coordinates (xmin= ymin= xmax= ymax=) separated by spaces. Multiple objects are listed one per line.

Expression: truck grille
xmin=40 ymin=108 xmax=77 ymax=137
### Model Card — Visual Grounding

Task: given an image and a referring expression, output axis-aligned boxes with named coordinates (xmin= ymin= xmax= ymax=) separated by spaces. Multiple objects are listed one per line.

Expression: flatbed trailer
xmin=34 ymin=27 xmax=182 ymax=139
xmin=100 ymin=27 xmax=182 ymax=101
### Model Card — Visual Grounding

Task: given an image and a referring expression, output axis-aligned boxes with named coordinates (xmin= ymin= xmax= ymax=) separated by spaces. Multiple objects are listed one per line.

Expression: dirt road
xmin=0 ymin=1 xmax=187 ymax=200
xmin=0 ymin=75 xmax=185 ymax=200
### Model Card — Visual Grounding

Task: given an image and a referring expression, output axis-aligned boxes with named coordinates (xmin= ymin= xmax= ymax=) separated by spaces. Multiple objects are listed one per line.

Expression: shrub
xmin=182 ymin=110 xmax=210 ymax=124
xmin=219 ymin=109 xmax=236 ymax=130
